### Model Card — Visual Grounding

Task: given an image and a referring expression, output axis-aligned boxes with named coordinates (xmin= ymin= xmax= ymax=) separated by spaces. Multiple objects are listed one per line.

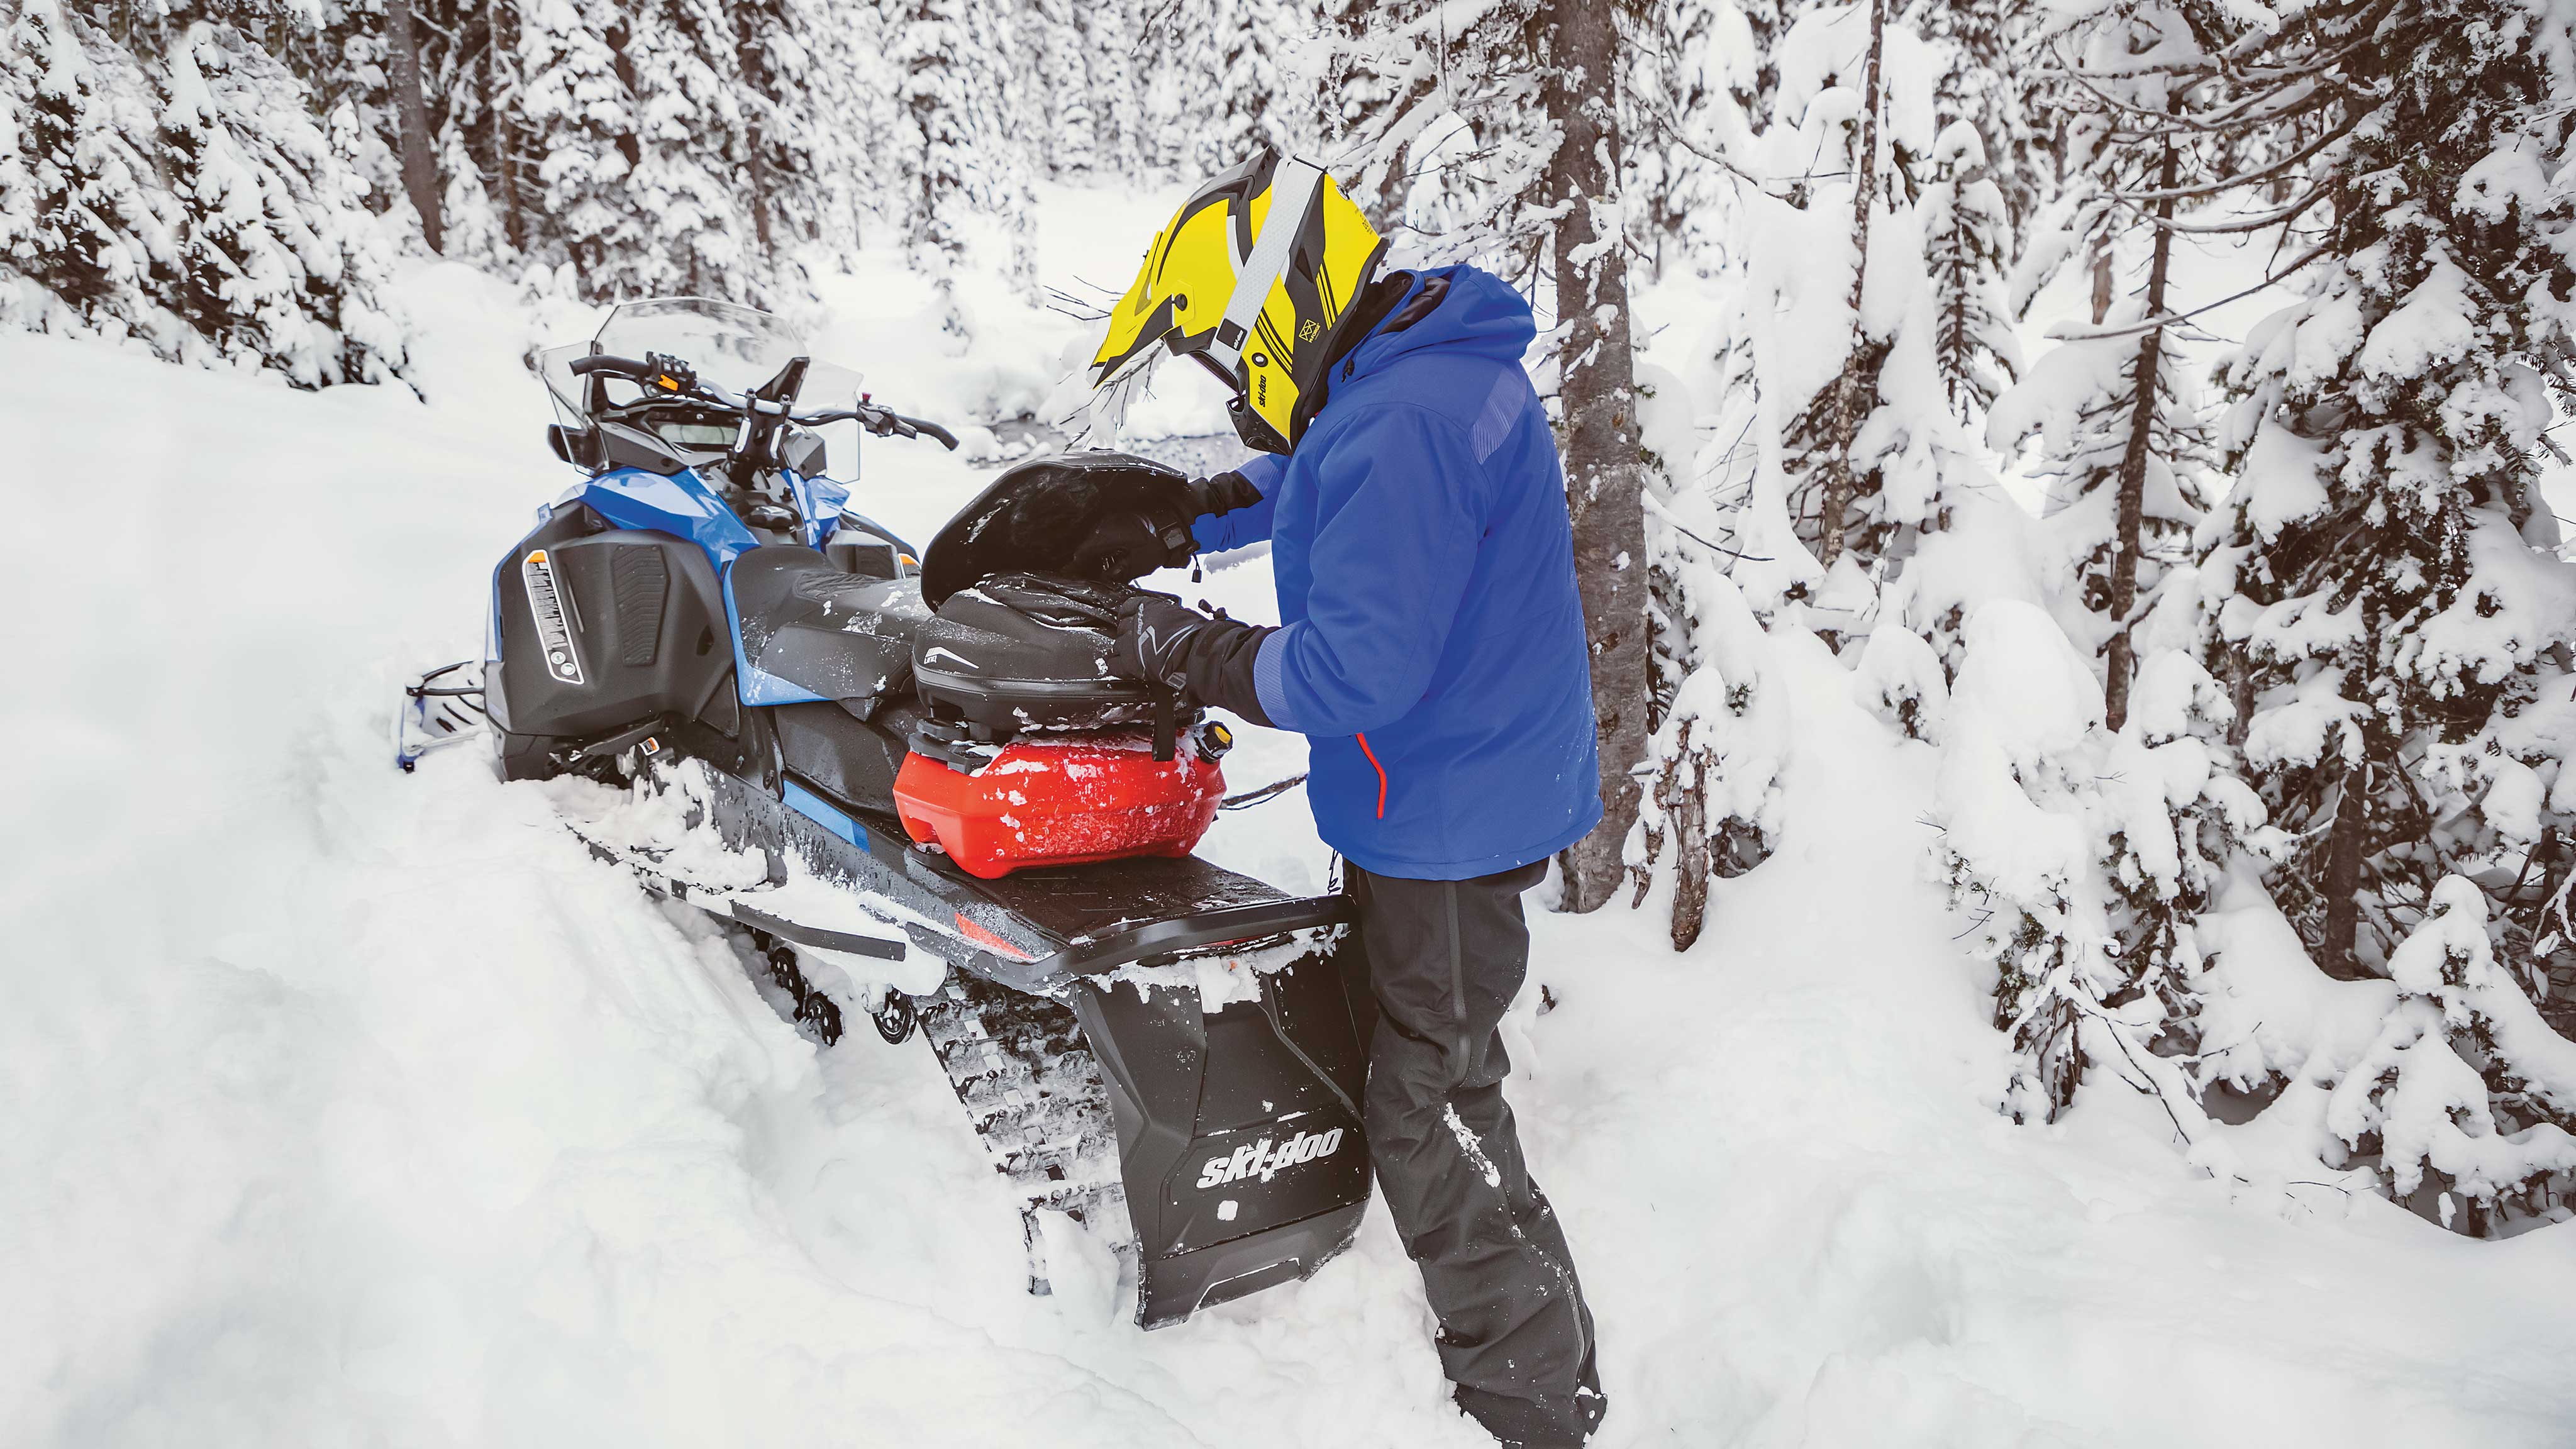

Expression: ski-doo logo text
xmin=1195 ymin=1127 xmax=1345 ymax=1190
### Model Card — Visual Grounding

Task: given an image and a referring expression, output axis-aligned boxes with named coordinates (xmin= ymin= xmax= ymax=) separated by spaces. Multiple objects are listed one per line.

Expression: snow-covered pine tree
xmin=1936 ymin=601 xmax=2261 ymax=1123
xmin=2188 ymin=0 xmax=2576 ymax=1223
xmin=517 ymin=0 xmax=643 ymax=295
xmin=303 ymin=0 xmax=405 ymax=235
xmin=1075 ymin=0 xmax=1143 ymax=181
xmin=1711 ymin=1 xmax=1979 ymax=619
xmin=1630 ymin=467 xmax=1794 ymax=949
xmin=796 ymin=0 xmax=894 ymax=260
xmin=735 ymin=0 xmax=825 ymax=260
xmin=1918 ymin=120 xmax=2016 ymax=423
xmin=1997 ymin=0 xmax=2221 ymax=732
xmin=1898 ymin=0 xmax=2045 ymax=246
xmin=1026 ymin=0 xmax=1091 ymax=178
xmin=157 ymin=21 xmax=408 ymax=384
xmin=1624 ymin=0 xmax=1739 ymax=277
xmin=962 ymin=0 xmax=1041 ymax=305
xmin=431 ymin=0 xmax=535 ymax=264
xmin=2326 ymin=877 xmax=2576 ymax=1231
xmin=3 ymin=0 xmax=143 ymax=331
xmin=1725 ymin=0 xmax=1803 ymax=121
xmin=1201 ymin=0 xmax=1296 ymax=172
xmin=891 ymin=0 xmax=969 ymax=336
xmin=619 ymin=0 xmax=759 ymax=301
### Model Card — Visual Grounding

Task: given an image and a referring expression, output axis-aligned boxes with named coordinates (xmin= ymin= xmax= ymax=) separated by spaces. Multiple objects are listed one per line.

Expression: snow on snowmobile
xmin=397 ymin=297 xmax=1368 ymax=1327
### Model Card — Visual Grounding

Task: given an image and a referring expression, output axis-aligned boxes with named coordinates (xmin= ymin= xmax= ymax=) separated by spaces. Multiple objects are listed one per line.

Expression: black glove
xmin=1066 ymin=506 xmax=1192 ymax=582
xmin=1112 ymin=593 xmax=1275 ymax=726
xmin=1113 ymin=593 xmax=1211 ymax=690
xmin=1187 ymin=470 xmax=1263 ymax=518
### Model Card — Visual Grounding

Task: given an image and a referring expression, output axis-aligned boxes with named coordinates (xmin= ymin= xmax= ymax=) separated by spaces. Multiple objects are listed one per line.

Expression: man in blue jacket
xmin=1088 ymin=155 xmax=1607 ymax=1448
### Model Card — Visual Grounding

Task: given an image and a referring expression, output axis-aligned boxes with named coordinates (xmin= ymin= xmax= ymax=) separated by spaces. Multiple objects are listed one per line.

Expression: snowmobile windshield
xmin=536 ymin=297 xmax=867 ymax=427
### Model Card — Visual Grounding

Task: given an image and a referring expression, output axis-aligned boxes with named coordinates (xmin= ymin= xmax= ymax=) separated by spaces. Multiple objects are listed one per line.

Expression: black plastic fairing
xmin=487 ymin=513 xmax=731 ymax=741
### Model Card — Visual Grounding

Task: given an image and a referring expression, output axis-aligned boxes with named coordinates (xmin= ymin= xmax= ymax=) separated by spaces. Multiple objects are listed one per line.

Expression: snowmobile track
xmin=916 ymin=970 xmax=1138 ymax=1301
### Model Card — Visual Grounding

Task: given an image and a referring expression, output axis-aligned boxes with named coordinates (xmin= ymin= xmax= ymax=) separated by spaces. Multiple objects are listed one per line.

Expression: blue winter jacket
xmin=1193 ymin=265 xmax=1602 ymax=880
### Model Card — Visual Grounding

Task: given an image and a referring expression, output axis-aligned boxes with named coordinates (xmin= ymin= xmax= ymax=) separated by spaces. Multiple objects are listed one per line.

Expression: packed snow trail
xmin=6 ymin=243 xmax=2575 ymax=1446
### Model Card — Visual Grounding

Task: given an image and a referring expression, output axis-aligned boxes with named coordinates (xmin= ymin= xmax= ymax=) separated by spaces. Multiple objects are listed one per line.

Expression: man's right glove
xmin=1067 ymin=472 xmax=1263 ymax=584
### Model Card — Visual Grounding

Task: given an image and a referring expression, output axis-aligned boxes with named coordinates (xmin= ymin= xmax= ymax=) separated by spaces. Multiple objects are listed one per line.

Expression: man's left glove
xmin=1111 ymin=593 xmax=1275 ymax=726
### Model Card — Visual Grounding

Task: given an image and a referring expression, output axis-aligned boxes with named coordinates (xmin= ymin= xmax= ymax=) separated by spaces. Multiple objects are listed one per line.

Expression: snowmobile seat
xmin=729 ymin=545 xmax=927 ymax=706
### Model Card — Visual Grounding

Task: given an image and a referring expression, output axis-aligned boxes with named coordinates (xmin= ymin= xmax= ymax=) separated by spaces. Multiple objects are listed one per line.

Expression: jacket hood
xmin=1338 ymin=264 xmax=1537 ymax=389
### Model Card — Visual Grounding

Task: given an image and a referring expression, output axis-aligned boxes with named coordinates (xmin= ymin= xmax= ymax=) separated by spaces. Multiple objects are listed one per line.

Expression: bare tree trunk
xmin=2321 ymin=754 xmax=2368 ymax=979
xmin=1812 ymin=0 xmax=1885 ymax=570
xmin=1547 ymin=0 xmax=1646 ymax=913
xmin=738 ymin=25 xmax=775 ymax=257
xmin=1666 ymin=723 xmax=1711 ymax=950
xmin=486 ymin=0 xmax=526 ymax=253
xmin=2102 ymin=137 xmax=2178 ymax=731
xmin=385 ymin=0 xmax=443 ymax=253
xmin=744 ymin=117 xmax=775 ymax=256
xmin=2089 ymin=241 xmax=2114 ymax=325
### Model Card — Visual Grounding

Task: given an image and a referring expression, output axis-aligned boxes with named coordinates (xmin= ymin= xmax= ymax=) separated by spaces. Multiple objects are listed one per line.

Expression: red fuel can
xmin=893 ymin=736 xmax=1225 ymax=879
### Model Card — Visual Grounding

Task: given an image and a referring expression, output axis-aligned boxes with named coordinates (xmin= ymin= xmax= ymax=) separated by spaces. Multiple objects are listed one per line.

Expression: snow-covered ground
xmin=8 ymin=187 xmax=2575 ymax=1447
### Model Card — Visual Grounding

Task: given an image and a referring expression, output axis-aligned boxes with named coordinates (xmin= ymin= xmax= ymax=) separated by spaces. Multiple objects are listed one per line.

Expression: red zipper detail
xmin=1354 ymin=733 xmax=1388 ymax=819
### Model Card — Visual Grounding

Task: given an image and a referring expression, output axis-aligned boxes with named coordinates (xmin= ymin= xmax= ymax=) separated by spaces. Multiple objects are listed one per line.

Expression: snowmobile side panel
xmin=773 ymin=701 xmax=908 ymax=815
xmin=487 ymin=514 xmax=731 ymax=743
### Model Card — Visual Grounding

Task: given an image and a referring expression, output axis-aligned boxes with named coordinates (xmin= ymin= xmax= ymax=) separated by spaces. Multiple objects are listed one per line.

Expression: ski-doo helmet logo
xmin=1195 ymin=1127 xmax=1345 ymax=1191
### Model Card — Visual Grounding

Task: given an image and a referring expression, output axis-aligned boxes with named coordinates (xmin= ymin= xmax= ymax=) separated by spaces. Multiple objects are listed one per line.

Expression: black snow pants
xmin=1340 ymin=860 xmax=1605 ymax=1448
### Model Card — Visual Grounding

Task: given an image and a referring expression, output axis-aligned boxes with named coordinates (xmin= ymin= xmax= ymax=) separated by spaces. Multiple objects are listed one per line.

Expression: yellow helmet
xmin=1090 ymin=153 xmax=1388 ymax=454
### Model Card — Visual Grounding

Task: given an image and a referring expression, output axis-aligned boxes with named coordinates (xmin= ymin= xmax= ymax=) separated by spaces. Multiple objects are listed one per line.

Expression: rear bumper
xmin=1140 ymin=1201 xmax=1366 ymax=1328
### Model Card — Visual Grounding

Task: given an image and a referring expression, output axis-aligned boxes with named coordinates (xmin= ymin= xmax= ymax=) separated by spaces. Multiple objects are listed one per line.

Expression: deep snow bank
xmin=5 ymin=236 xmax=2575 ymax=1448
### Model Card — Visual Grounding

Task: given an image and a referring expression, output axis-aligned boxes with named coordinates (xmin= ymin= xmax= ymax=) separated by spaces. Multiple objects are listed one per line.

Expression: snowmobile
xmin=398 ymin=297 xmax=1368 ymax=1327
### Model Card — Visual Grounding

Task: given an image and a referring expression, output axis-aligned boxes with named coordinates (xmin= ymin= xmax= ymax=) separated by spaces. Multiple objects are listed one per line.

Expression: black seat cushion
xmin=730 ymin=545 xmax=927 ymax=703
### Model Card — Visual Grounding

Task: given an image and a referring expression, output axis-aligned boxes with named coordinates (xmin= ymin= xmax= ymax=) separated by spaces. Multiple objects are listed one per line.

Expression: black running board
xmin=730 ymin=901 xmax=908 ymax=962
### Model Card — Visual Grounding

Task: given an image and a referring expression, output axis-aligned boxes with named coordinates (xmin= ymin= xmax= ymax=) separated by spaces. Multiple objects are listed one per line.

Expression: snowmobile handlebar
xmin=570 ymin=353 xmax=957 ymax=450
xmin=802 ymin=406 xmax=960 ymax=451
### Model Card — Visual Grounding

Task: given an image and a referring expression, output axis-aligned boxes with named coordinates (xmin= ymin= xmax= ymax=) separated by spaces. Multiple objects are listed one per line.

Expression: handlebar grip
xmin=901 ymin=415 xmax=960 ymax=450
xmin=567 ymin=353 xmax=652 ymax=377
